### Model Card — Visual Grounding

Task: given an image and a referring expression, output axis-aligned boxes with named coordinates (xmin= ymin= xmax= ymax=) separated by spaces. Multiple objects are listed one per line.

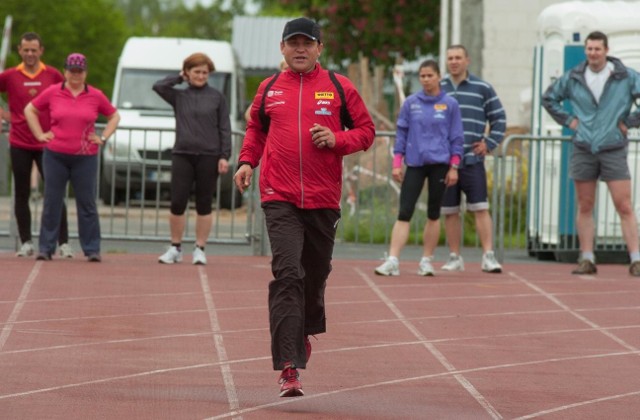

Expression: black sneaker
xmin=87 ymin=254 xmax=102 ymax=262
xmin=572 ymin=259 xmax=597 ymax=275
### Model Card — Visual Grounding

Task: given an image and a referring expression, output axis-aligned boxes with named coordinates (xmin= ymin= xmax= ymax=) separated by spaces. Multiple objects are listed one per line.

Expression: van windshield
xmin=117 ymin=69 xmax=230 ymax=112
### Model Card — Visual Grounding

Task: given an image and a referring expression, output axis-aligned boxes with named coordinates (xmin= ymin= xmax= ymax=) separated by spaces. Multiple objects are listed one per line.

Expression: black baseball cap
xmin=282 ymin=17 xmax=321 ymax=42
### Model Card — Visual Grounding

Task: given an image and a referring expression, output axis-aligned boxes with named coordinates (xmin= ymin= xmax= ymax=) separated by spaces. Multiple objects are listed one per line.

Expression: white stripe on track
xmin=509 ymin=271 xmax=639 ymax=352
xmin=0 ymin=261 xmax=41 ymax=351
xmin=198 ymin=267 xmax=242 ymax=420
xmin=355 ymin=267 xmax=503 ymax=420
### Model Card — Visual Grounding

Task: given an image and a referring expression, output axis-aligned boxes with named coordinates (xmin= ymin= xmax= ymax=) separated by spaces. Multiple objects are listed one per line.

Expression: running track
xmin=1 ymin=253 xmax=639 ymax=419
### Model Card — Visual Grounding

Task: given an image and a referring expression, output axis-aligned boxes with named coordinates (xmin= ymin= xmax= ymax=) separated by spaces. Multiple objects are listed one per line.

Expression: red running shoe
xmin=278 ymin=364 xmax=304 ymax=397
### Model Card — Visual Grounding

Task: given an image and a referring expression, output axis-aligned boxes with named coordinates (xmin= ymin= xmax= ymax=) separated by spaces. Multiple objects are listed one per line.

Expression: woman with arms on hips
xmin=153 ymin=53 xmax=231 ymax=265
xmin=24 ymin=53 xmax=120 ymax=262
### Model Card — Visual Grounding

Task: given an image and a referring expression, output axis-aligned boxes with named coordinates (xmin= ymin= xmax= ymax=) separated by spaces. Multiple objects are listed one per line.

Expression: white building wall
xmin=482 ymin=0 xmax=564 ymax=128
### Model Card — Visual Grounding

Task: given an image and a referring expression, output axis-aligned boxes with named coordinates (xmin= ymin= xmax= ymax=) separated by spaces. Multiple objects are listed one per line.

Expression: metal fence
xmin=493 ymin=134 xmax=640 ymax=263
xmin=2 ymin=126 xmax=639 ymax=262
xmin=0 ymin=128 xmax=255 ymax=249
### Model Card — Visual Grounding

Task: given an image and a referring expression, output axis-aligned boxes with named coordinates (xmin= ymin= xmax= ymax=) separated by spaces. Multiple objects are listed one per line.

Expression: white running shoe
xmin=192 ymin=247 xmax=207 ymax=265
xmin=16 ymin=241 xmax=35 ymax=257
xmin=482 ymin=251 xmax=502 ymax=273
xmin=441 ymin=253 xmax=464 ymax=271
xmin=59 ymin=243 xmax=74 ymax=258
xmin=158 ymin=246 xmax=183 ymax=264
xmin=375 ymin=256 xmax=399 ymax=276
xmin=417 ymin=256 xmax=435 ymax=276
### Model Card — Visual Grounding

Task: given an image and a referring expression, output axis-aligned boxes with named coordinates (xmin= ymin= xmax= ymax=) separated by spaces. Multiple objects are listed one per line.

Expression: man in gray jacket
xmin=542 ymin=30 xmax=640 ymax=276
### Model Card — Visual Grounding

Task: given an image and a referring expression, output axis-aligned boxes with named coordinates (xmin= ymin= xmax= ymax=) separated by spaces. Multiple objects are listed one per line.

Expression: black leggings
xmin=398 ymin=164 xmax=449 ymax=221
xmin=10 ymin=146 xmax=69 ymax=244
xmin=169 ymin=153 xmax=220 ymax=215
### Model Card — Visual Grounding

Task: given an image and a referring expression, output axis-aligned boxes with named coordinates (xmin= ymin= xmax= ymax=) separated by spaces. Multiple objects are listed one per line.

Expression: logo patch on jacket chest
xmin=315 ymin=92 xmax=334 ymax=99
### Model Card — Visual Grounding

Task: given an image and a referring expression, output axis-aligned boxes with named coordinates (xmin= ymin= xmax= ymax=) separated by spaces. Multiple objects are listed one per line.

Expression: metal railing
xmin=4 ymin=125 xmax=638 ymax=262
xmin=493 ymin=134 xmax=640 ymax=262
xmin=1 ymin=128 xmax=255 ymax=249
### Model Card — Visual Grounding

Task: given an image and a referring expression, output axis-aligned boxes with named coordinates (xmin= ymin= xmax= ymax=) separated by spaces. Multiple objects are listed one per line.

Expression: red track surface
xmin=1 ymin=253 xmax=639 ymax=419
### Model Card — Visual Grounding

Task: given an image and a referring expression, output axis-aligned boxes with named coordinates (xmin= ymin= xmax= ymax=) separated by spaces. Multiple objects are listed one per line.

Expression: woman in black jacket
xmin=153 ymin=52 xmax=231 ymax=265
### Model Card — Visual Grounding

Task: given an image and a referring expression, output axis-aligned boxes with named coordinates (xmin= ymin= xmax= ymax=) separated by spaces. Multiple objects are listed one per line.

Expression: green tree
xmin=1 ymin=0 xmax=128 ymax=97
xmin=256 ymin=0 xmax=440 ymax=67
xmin=114 ymin=0 xmax=246 ymax=41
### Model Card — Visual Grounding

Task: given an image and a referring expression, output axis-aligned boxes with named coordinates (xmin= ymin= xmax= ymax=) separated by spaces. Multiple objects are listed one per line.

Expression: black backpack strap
xmin=328 ymin=70 xmax=355 ymax=130
xmin=259 ymin=72 xmax=281 ymax=134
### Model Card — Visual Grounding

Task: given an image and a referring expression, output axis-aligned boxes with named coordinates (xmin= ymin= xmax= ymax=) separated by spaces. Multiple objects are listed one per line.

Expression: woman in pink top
xmin=24 ymin=53 xmax=120 ymax=262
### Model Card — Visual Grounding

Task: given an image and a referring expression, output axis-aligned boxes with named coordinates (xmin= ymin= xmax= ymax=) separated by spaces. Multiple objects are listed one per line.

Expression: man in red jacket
xmin=0 ymin=32 xmax=71 ymax=258
xmin=235 ymin=17 xmax=375 ymax=397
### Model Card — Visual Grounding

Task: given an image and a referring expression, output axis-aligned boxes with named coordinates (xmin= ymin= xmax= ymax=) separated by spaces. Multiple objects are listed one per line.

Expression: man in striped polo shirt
xmin=439 ymin=44 xmax=506 ymax=273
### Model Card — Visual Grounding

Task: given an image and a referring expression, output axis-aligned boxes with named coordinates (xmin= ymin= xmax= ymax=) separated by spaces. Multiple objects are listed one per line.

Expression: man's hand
xmin=234 ymin=164 xmax=253 ymax=193
xmin=569 ymin=118 xmax=579 ymax=131
xmin=619 ymin=120 xmax=628 ymax=137
xmin=218 ymin=158 xmax=229 ymax=174
xmin=36 ymin=131 xmax=54 ymax=143
xmin=310 ymin=123 xmax=335 ymax=149
xmin=472 ymin=140 xmax=488 ymax=156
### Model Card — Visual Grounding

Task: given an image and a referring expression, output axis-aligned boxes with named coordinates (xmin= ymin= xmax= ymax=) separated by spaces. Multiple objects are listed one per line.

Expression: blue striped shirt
xmin=441 ymin=73 xmax=506 ymax=166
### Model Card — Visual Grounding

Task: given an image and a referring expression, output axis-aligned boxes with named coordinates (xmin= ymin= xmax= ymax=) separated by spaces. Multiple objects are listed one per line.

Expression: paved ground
xmin=1 ymin=246 xmax=639 ymax=419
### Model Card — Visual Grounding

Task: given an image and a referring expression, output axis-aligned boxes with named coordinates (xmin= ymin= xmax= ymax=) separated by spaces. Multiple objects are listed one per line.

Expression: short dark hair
xmin=585 ymin=31 xmax=608 ymax=48
xmin=20 ymin=32 xmax=42 ymax=47
xmin=419 ymin=59 xmax=440 ymax=76
xmin=447 ymin=44 xmax=468 ymax=57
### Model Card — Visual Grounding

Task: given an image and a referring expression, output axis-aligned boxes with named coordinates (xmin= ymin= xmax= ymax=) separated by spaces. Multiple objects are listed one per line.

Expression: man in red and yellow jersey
xmin=0 ymin=32 xmax=71 ymax=257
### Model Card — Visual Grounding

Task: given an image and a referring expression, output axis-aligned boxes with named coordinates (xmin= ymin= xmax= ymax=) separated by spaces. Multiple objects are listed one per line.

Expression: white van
xmin=101 ymin=37 xmax=245 ymax=208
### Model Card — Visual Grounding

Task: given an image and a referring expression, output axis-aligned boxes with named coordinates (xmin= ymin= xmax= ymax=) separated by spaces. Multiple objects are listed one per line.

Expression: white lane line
xmin=513 ymin=389 xmax=640 ymax=419
xmin=355 ymin=267 xmax=503 ymax=420
xmin=4 ymin=321 xmax=639 ymax=358
xmin=198 ymin=267 xmax=241 ymax=418
xmin=509 ymin=271 xmax=639 ymax=353
xmin=1 ymin=345 xmax=637 ymax=412
xmin=0 ymin=261 xmax=41 ymax=351
xmin=203 ymin=349 xmax=640 ymax=419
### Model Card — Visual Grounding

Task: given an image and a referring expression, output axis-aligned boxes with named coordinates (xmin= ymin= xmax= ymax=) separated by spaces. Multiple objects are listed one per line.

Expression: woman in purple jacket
xmin=375 ymin=59 xmax=464 ymax=277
